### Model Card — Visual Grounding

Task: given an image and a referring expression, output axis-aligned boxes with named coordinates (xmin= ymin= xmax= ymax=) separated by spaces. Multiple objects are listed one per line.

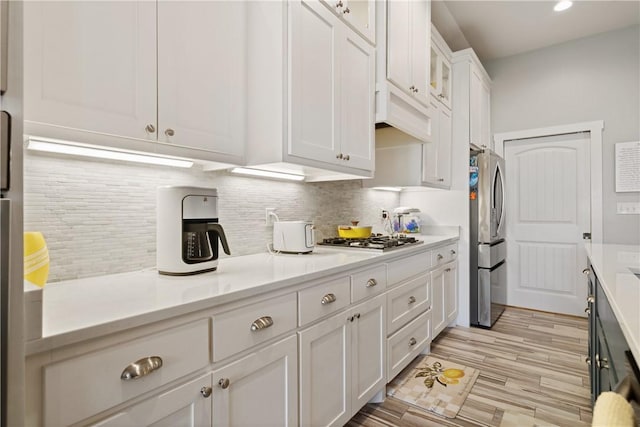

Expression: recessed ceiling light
xmin=554 ymin=1 xmax=573 ymax=12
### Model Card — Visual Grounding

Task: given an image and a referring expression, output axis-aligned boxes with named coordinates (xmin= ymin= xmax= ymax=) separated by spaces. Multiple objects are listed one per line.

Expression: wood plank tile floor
xmin=347 ymin=306 xmax=592 ymax=427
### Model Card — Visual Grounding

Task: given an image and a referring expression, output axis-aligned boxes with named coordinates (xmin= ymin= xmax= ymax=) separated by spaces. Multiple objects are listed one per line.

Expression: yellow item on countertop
xmin=592 ymin=391 xmax=635 ymax=427
xmin=24 ymin=231 xmax=49 ymax=288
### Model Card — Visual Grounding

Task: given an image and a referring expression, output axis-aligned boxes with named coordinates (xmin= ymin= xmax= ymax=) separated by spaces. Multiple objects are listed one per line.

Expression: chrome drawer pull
xmin=585 ymin=307 xmax=591 ymax=315
xmin=409 ymin=337 xmax=417 ymax=346
xmin=366 ymin=278 xmax=377 ymax=288
xmin=218 ymin=378 xmax=230 ymax=389
xmin=582 ymin=268 xmax=590 ymax=276
xmin=120 ymin=356 xmax=163 ymax=381
xmin=450 ymin=249 xmax=456 ymax=255
xmin=250 ymin=316 xmax=274 ymax=331
xmin=587 ymin=295 xmax=595 ymax=303
xmin=200 ymin=386 xmax=213 ymax=398
xmin=321 ymin=293 xmax=337 ymax=305
xmin=445 ymin=268 xmax=451 ymax=272
xmin=408 ymin=296 xmax=416 ymax=304
xmin=585 ymin=356 xmax=591 ymax=366
xmin=437 ymin=254 xmax=444 ymax=260
xmin=596 ymin=354 xmax=609 ymax=370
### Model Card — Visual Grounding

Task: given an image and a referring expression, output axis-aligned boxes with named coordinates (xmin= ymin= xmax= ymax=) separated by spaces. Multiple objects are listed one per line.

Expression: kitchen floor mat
xmin=387 ymin=355 xmax=479 ymax=419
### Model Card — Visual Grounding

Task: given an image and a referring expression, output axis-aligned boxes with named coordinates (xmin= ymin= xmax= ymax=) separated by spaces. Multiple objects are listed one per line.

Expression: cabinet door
xmin=339 ymin=28 xmax=375 ymax=171
xmin=289 ymin=0 xmax=340 ymax=165
xmin=212 ymin=335 xmax=298 ymax=427
xmin=299 ymin=310 xmax=351 ymax=427
xmin=93 ymin=374 xmax=212 ymax=427
xmin=439 ymin=56 xmax=452 ymax=110
xmin=157 ymin=1 xmax=245 ymax=162
xmin=351 ymin=294 xmax=386 ymax=412
xmin=422 ymin=96 xmax=440 ymax=184
xmin=444 ymin=262 xmax=458 ymax=325
xmin=410 ymin=0 xmax=429 ymax=106
xmin=342 ymin=0 xmax=376 ymax=44
xmin=386 ymin=0 xmax=411 ymax=93
xmin=431 ymin=264 xmax=446 ymax=338
xmin=480 ymin=79 xmax=492 ymax=149
xmin=24 ymin=1 xmax=156 ymax=140
xmin=437 ymin=105 xmax=452 ymax=187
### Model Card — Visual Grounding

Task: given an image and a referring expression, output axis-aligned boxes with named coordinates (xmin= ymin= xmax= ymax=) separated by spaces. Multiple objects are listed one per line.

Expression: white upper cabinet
xmin=157 ymin=1 xmax=245 ymax=160
xmin=453 ymin=49 xmax=492 ymax=150
xmin=24 ymin=1 xmax=245 ymax=166
xmin=246 ymin=0 xmax=375 ymax=181
xmin=322 ymin=0 xmax=376 ymax=44
xmin=430 ymin=27 xmax=452 ymax=110
xmin=24 ymin=2 xmax=156 ymax=141
xmin=375 ymin=0 xmax=432 ymax=142
xmin=422 ymin=95 xmax=452 ymax=188
xmin=386 ymin=0 xmax=429 ymax=106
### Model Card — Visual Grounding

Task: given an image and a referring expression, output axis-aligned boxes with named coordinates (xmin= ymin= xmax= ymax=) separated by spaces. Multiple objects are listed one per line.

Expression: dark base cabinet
xmin=586 ymin=263 xmax=638 ymax=403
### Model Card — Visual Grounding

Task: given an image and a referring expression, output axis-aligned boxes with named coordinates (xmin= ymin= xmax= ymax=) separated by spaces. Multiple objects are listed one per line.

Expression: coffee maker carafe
xmin=157 ymin=186 xmax=230 ymax=275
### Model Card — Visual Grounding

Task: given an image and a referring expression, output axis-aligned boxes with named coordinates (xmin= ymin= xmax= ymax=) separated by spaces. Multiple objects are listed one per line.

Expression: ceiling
xmin=433 ymin=0 xmax=640 ymax=62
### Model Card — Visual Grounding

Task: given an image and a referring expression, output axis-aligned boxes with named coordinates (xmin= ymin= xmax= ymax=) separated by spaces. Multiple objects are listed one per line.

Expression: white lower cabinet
xmin=92 ymin=374 xmax=213 ymax=427
xmin=299 ymin=294 xmax=386 ymax=427
xmin=431 ymin=260 xmax=458 ymax=338
xmin=212 ymin=335 xmax=298 ymax=427
xmin=387 ymin=309 xmax=432 ymax=382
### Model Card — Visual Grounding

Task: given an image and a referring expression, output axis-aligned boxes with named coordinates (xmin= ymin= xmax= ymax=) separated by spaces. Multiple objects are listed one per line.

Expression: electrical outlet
xmin=265 ymin=208 xmax=277 ymax=226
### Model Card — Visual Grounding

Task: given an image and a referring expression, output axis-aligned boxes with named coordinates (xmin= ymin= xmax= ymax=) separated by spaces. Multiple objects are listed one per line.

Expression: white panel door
xmin=339 ymin=29 xmax=375 ymax=171
xmin=24 ymin=1 xmax=156 ymax=140
xmin=157 ymin=1 xmax=245 ymax=161
xmin=410 ymin=0 xmax=429 ymax=106
xmin=505 ymin=134 xmax=591 ymax=316
xmin=430 ymin=264 xmax=446 ymax=338
xmin=444 ymin=262 xmax=458 ymax=325
xmin=469 ymin=67 xmax=482 ymax=147
xmin=289 ymin=0 xmax=340 ymax=164
xmin=212 ymin=335 xmax=298 ymax=427
xmin=93 ymin=374 xmax=212 ymax=427
xmin=299 ymin=310 xmax=351 ymax=427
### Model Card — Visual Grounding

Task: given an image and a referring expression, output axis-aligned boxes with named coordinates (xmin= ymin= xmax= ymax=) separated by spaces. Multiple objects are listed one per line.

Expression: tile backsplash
xmin=24 ymin=152 xmax=400 ymax=282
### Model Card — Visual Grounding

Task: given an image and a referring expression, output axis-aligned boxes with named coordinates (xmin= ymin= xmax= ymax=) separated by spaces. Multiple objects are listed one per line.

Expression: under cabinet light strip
xmin=370 ymin=187 xmax=403 ymax=192
xmin=230 ymin=167 xmax=305 ymax=181
xmin=27 ymin=138 xmax=194 ymax=168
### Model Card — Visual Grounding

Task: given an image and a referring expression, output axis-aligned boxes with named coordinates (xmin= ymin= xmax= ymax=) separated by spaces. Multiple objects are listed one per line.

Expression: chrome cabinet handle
xmin=250 ymin=316 xmax=273 ymax=331
xmin=335 ymin=0 xmax=343 ymax=7
xmin=218 ymin=378 xmax=230 ymax=389
xmin=408 ymin=296 xmax=416 ymax=304
xmin=409 ymin=337 xmax=417 ymax=346
xmin=596 ymin=354 xmax=609 ymax=370
xmin=587 ymin=295 xmax=595 ymax=303
xmin=585 ymin=356 xmax=591 ymax=366
xmin=450 ymin=249 xmax=456 ymax=255
xmin=321 ymin=293 xmax=337 ymax=305
xmin=347 ymin=315 xmax=354 ymax=323
xmin=437 ymin=178 xmax=445 ymax=182
xmin=336 ymin=153 xmax=343 ymax=159
xmin=200 ymin=386 xmax=213 ymax=398
xmin=120 ymin=356 xmax=163 ymax=381
xmin=344 ymin=154 xmax=350 ymax=161
xmin=145 ymin=124 xmax=156 ymax=133
xmin=585 ymin=307 xmax=591 ymax=315
xmin=437 ymin=254 xmax=444 ymax=260
xmin=165 ymin=128 xmax=175 ymax=137
xmin=409 ymin=85 xmax=415 ymax=92
xmin=343 ymin=6 xmax=350 ymax=14
xmin=355 ymin=313 xmax=360 ymax=319
xmin=366 ymin=278 xmax=377 ymax=288
xmin=445 ymin=268 xmax=451 ymax=272
xmin=582 ymin=268 xmax=590 ymax=276
xmin=414 ymin=87 xmax=419 ymax=93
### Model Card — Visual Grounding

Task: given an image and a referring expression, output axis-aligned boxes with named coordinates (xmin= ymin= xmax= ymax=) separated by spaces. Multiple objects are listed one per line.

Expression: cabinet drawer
xmin=299 ymin=277 xmax=351 ymax=326
xmin=44 ymin=319 xmax=210 ymax=427
xmin=387 ymin=251 xmax=431 ymax=287
xmin=212 ymin=292 xmax=297 ymax=362
xmin=387 ymin=273 xmax=430 ymax=335
xmin=387 ymin=310 xmax=431 ymax=382
xmin=351 ymin=265 xmax=387 ymax=302
xmin=432 ymin=243 xmax=457 ymax=266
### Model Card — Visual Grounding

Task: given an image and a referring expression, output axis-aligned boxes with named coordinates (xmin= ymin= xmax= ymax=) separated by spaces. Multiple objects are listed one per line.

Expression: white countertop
xmin=27 ymin=233 xmax=458 ymax=355
xmin=585 ymin=243 xmax=640 ymax=364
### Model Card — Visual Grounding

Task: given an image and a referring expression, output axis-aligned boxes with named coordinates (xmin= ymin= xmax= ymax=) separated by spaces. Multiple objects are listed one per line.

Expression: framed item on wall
xmin=615 ymin=141 xmax=640 ymax=192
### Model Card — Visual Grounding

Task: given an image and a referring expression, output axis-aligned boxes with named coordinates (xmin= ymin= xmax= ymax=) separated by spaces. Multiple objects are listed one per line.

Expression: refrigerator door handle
xmin=493 ymin=160 xmax=506 ymax=239
xmin=0 ymin=111 xmax=10 ymax=191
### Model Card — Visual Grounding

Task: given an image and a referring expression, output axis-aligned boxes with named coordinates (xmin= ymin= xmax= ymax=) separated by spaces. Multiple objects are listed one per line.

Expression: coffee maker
xmin=157 ymin=186 xmax=230 ymax=275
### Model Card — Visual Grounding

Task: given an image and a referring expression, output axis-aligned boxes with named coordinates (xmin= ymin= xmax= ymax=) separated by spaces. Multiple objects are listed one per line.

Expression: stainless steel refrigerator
xmin=1 ymin=1 xmax=24 ymax=425
xmin=470 ymin=149 xmax=506 ymax=328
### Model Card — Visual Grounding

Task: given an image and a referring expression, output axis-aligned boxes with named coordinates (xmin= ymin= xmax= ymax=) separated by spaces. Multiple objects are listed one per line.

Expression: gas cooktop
xmin=318 ymin=235 xmax=423 ymax=251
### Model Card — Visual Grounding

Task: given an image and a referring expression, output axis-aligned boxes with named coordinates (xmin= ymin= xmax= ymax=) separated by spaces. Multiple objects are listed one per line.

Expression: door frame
xmin=494 ymin=120 xmax=604 ymax=243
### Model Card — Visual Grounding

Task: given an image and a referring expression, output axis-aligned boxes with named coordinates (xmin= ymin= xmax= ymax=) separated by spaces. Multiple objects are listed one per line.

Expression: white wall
xmin=485 ymin=25 xmax=640 ymax=244
xmin=24 ymin=152 xmax=399 ymax=282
